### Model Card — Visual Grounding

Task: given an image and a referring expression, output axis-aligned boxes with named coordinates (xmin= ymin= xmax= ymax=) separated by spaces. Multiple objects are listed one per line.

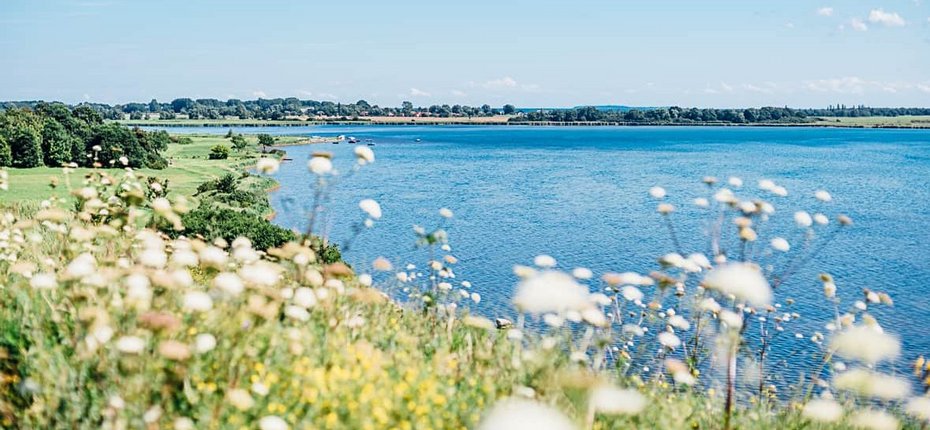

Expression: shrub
xmin=178 ymin=205 xmax=295 ymax=250
xmin=208 ymin=145 xmax=230 ymax=160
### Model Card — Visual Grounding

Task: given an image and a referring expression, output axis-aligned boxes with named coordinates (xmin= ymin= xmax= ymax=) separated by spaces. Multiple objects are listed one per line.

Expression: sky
xmin=1 ymin=0 xmax=929 ymax=108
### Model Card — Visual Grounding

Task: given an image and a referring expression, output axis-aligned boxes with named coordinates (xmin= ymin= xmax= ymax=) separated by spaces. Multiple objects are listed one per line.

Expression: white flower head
xmin=258 ymin=415 xmax=289 ymax=430
xmin=802 ymin=399 xmax=843 ymax=423
xmin=590 ymin=385 xmax=646 ymax=415
xmin=794 ymin=211 xmax=813 ymax=228
xmin=513 ymin=271 xmax=589 ymax=314
xmin=256 ymin=158 xmax=280 ymax=174
xmin=702 ymin=263 xmax=772 ymax=307
xmin=831 ymin=326 xmax=900 ymax=364
xmin=359 ymin=199 xmax=382 ymax=219
xmin=533 ymin=254 xmax=557 ymax=268
xmin=308 ymin=156 xmax=333 ymax=175
xmin=439 ymin=207 xmax=453 ymax=218
xmin=648 ymin=186 xmax=666 ymax=199
xmin=815 ymin=190 xmax=832 ymax=202
xmin=770 ymin=237 xmax=790 ymax=252
xmin=658 ymin=332 xmax=681 ymax=349
xmin=478 ymin=398 xmax=575 ymax=430
xmin=353 ymin=146 xmax=375 ymax=165
xmin=182 ymin=291 xmax=213 ymax=312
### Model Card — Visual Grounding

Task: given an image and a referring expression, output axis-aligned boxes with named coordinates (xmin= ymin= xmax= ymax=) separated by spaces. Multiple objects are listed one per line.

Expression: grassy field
xmin=0 ymin=134 xmax=308 ymax=203
xmin=811 ymin=115 xmax=930 ymax=128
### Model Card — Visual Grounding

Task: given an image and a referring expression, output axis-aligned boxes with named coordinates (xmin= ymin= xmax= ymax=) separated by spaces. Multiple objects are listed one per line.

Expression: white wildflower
xmin=834 ymin=369 xmax=910 ymax=400
xmin=848 ymin=409 xmax=899 ymax=430
xmin=770 ymin=237 xmax=790 ymax=252
xmin=802 ymin=399 xmax=843 ymax=423
xmin=182 ymin=291 xmax=213 ymax=312
xmin=308 ymin=156 xmax=332 ymax=175
xmin=572 ymin=267 xmax=593 ymax=280
xmin=533 ymin=254 xmax=557 ymax=268
xmin=256 ymin=158 xmax=280 ymax=174
xmin=831 ymin=326 xmax=900 ymax=364
xmin=213 ymin=272 xmax=244 ymax=296
xmin=439 ymin=207 xmax=453 ymax=218
xmin=702 ymin=263 xmax=772 ymax=307
xmin=513 ymin=271 xmax=589 ymax=314
xmin=478 ymin=398 xmax=575 ymax=430
xmin=815 ymin=190 xmax=832 ymax=202
xmin=905 ymin=397 xmax=930 ymax=422
xmin=354 ymin=146 xmax=375 ymax=164
xmin=194 ymin=333 xmax=217 ymax=353
xmin=116 ymin=336 xmax=146 ymax=354
xmin=794 ymin=211 xmax=813 ymax=228
xmin=649 ymin=186 xmax=666 ymax=199
xmin=359 ymin=199 xmax=382 ymax=219
xmin=590 ymin=385 xmax=646 ymax=415
xmin=258 ymin=415 xmax=289 ymax=430
xmin=658 ymin=332 xmax=681 ymax=349
xmin=30 ymin=272 xmax=58 ymax=289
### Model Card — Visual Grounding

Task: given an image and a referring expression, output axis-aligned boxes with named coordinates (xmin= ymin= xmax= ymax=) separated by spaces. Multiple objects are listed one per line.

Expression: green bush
xmin=177 ymin=205 xmax=295 ymax=250
xmin=208 ymin=145 xmax=230 ymax=160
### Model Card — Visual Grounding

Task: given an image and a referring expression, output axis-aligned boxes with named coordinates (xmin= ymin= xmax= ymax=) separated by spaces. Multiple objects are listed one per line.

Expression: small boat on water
xmin=348 ymin=137 xmax=359 ymax=144
xmin=367 ymin=142 xmax=375 ymax=146
xmin=415 ymin=138 xmax=421 ymax=142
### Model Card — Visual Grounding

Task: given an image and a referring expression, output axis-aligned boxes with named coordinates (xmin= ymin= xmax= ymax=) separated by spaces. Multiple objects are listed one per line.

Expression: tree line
xmin=0 ymin=103 xmax=168 ymax=169
xmin=1 ymin=99 xmax=518 ymax=121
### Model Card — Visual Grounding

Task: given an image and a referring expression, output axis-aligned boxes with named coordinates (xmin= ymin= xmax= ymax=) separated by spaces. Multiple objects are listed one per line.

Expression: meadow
xmin=0 ymin=136 xmax=929 ymax=430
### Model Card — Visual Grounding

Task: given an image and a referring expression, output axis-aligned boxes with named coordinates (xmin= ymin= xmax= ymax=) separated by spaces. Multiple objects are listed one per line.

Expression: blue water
xmin=155 ymin=125 xmax=930 ymax=373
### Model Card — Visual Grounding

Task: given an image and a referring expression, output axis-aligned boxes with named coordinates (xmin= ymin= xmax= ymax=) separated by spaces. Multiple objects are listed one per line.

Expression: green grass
xmin=0 ymin=134 xmax=307 ymax=203
xmin=812 ymin=115 xmax=930 ymax=128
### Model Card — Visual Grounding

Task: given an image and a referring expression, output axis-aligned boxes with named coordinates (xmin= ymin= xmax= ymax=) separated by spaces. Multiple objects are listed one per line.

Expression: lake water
xmin=156 ymin=125 xmax=930 ymax=374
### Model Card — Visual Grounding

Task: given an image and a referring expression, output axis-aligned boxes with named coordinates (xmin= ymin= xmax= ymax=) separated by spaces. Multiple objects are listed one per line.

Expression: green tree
xmin=231 ymin=134 xmax=248 ymax=151
xmin=1 ymin=109 xmax=44 ymax=168
xmin=41 ymin=119 xmax=75 ymax=166
xmin=0 ymin=134 xmax=11 ymax=167
xmin=502 ymin=104 xmax=516 ymax=115
xmin=87 ymin=123 xmax=146 ymax=168
xmin=208 ymin=145 xmax=230 ymax=160
xmin=257 ymin=134 xmax=274 ymax=152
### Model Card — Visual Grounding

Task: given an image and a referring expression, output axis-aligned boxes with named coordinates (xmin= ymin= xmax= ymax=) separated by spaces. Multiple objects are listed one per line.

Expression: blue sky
xmin=1 ymin=0 xmax=928 ymax=107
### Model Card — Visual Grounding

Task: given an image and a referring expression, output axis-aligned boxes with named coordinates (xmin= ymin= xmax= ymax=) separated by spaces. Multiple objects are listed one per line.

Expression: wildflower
xmin=257 ymin=158 xmax=280 ymax=174
xmin=471 ymin=292 xmax=481 ymax=304
xmin=259 ymin=416 xmax=289 ymax=430
xmin=284 ymin=305 xmax=310 ymax=322
xmin=815 ymin=190 xmax=833 ymax=202
xmin=439 ymin=207 xmax=453 ymax=218
xmin=649 ymin=186 xmax=666 ymax=199
xmin=702 ymin=263 xmax=772 ymax=307
xmin=478 ymin=398 xmax=575 ymax=430
xmin=657 ymin=203 xmax=675 ymax=214
xmin=358 ymin=199 xmax=382 ymax=219
xmin=572 ymin=267 xmax=593 ymax=280
xmin=668 ymin=315 xmax=691 ymax=330
xmin=173 ymin=418 xmax=195 ymax=430
xmin=64 ymin=253 xmax=96 ymax=279
xmin=582 ymin=308 xmax=607 ymax=326
xmin=308 ymin=156 xmax=333 ymax=175
xmin=814 ymin=213 xmax=829 ymax=225
xmin=239 ymin=262 xmax=280 ymax=287
xmin=770 ymin=237 xmax=790 ymax=252
xmin=30 ymin=272 xmax=58 ymax=289
xmin=354 ymin=146 xmax=375 ymax=164
xmin=719 ymin=310 xmax=743 ymax=329
xmin=693 ymin=197 xmax=709 ymax=208
xmin=831 ymin=326 xmax=900 ymax=364
xmin=158 ymin=340 xmax=191 ymax=361
xmin=358 ymin=273 xmax=372 ymax=287
xmin=228 ymin=388 xmax=254 ymax=410
xmin=199 ymin=246 xmax=227 ymax=268
xmin=116 ymin=336 xmax=146 ymax=354
xmin=533 ymin=255 xmax=557 ymax=268
xmin=213 ymin=272 xmax=244 ymax=296
xmin=590 ymin=385 xmax=646 ymax=415
xmin=848 ymin=409 xmax=899 ymax=430
xmin=182 ymin=291 xmax=213 ymax=312
xmin=794 ymin=211 xmax=813 ymax=228
xmin=346 ymin=315 xmax=365 ymax=328
xmin=824 ymin=281 xmax=836 ymax=298
xmin=658 ymin=332 xmax=681 ymax=349
xmin=801 ymin=399 xmax=843 ymax=423
xmin=772 ymin=186 xmax=788 ymax=197
xmin=701 ymin=298 xmax=722 ymax=313
xmin=905 ymin=397 xmax=930 ymax=422
xmin=194 ymin=333 xmax=216 ymax=353
xmin=513 ymin=271 xmax=589 ymax=314
xmin=152 ymin=198 xmax=172 ymax=215
xmin=834 ymin=369 xmax=910 ymax=400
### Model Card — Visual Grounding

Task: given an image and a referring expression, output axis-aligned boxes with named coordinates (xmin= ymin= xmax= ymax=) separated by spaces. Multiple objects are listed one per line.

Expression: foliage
xmin=0 ymin=103 xmax=167 ymax=169
xmin=177 ymin=205 xmax=295 ymax=250
xmin=257 ymin=133 xmax=274 ymax=151
xmin=207 ymin=145 xmax=229 ymax=160
xmin=230 ymin=134 xmax=248 ymax=151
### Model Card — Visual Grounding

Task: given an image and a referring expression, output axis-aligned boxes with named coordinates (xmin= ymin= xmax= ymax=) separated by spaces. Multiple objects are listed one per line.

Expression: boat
xmin=348 ymin=137 xmax=359 ymax=144
xmin=367 ymin=142 xmax=375 ymax=146
xmin=415 ymin=138 xmax=421 ymax=142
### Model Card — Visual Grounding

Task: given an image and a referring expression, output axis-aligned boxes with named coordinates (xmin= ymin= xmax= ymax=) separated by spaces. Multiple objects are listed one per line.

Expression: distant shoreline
xmin=121 ymin=118 xmax=930 ymax=129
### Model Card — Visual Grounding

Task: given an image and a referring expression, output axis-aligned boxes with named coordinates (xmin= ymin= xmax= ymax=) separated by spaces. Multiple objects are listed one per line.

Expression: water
xmin=155 ymin=125 xmax=930 ymax=374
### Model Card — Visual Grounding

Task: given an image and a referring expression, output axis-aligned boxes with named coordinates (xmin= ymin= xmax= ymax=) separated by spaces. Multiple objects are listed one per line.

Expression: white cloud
xmin=409 ymin=88 xmax=431 ymax=97
xmin=252 ymin=90 xmax=267 ymax=98
xmin=817 ymin=7 xmax=834 ymax=17
xmin=481 ymin=76 xmax=518 ymax=89
xmin=917 ymin=83 xmax=930 ymax=93
xmin=850 ymin=18 xmax=868 ymax=31
xmin=741 ymin=83 xmax=777 ymax=94
xmin=450 ymin=89 xmax=466 ymax=97
xmin=868 ymin=9 xmax=906 ymax=27
xmin=297 ymin=90 xmax=313 ymax=97
xmin=720 ymin=82 xmax=734 ymax=92
xmin=804 ymin=77 xmax=920 ymax=94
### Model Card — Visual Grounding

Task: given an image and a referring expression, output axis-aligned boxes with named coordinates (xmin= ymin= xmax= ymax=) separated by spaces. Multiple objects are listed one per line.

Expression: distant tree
xmin=41 ymin=119 xmax=75 ymax=167
xmin=208 ymin=145 xmax=230 ymax=160
xmin=502 ymin=104 xmax=516 ymax=115
xmin=0 ymin=134 xmax=10 ymax=167
xmin=481 ymin=104 xmax=492 ymax=115
xmin=257 ymin=134 xmax=274 ymax=152
xmin=225 ymin=129 xmax=234 ymax=139
xmin=231 ymin=134 xmax=249 ymax=151
xmin=1 ymin=109 xmax=44 ymax=168
xmin=86 ymin=123 xmax=146 ymax=168
xmin=401 ymin=101 xmax=414 ymax=116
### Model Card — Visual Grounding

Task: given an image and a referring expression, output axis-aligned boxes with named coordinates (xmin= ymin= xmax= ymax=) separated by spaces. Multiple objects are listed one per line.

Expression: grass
xmin=0 ymin=134 xmax=309 ymax=203
xmin=811 ymin=115 xmax=930 ymax=128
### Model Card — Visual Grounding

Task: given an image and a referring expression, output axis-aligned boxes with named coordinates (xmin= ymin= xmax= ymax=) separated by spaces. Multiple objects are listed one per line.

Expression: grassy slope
xmin=811 ymin=116 xmax=930 ymax=128
xmin=0 ymin=134 xmax=306 ymax=203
